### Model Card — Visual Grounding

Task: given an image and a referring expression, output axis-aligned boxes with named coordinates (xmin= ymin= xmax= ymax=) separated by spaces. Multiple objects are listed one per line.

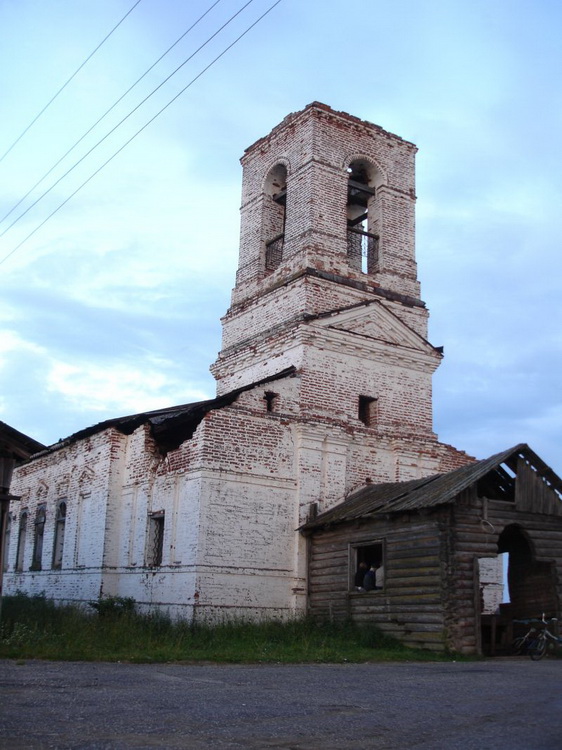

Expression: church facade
xmin=5 ymin=103 xmax=497 ymax=629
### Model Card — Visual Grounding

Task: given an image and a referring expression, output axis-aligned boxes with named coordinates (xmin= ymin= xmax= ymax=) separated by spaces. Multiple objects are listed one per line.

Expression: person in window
xmin=375 ymin=564 xmax=384 ymax=589
xmin=363 ymin=564 xmax=377 ymax=591
xmin=354 ymin=561 xmax=368 ymax=590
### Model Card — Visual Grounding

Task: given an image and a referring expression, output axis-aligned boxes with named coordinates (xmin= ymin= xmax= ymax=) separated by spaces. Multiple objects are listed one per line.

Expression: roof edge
xmin=28 ymin=366 xmax=298 ymax=461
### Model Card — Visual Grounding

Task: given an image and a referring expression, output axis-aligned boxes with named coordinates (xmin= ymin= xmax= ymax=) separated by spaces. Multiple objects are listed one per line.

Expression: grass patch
xmin=0 ymin=592 xmax=460 ymax=663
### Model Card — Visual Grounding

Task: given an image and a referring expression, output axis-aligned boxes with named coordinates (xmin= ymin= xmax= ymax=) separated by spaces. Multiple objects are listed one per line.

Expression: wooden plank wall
xmin=515 ymin=458 xmax=562 ymax=516
xmin=307 ymin=514 xmax=449 ymax=651
xmin=445 ymin=488 xmax=500 ymax=653
xmin=448 ymin=484 xmax=562 ymax=652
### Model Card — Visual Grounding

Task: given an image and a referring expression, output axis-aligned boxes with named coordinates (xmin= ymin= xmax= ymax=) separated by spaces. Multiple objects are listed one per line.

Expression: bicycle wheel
xmin=529 ymin=635 xmax=547 ymax=660
xmin=511 ymin=636 xmax=528 ymax=655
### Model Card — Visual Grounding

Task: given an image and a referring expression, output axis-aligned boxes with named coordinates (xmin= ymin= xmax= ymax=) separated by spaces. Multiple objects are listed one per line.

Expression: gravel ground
xmin=1 ymin=658 xmax=561 ymax=749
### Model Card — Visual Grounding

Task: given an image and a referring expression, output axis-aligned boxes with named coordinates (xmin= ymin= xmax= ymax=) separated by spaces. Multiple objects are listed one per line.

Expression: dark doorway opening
xmin=497 ymin=524 xmax=557 ymax=620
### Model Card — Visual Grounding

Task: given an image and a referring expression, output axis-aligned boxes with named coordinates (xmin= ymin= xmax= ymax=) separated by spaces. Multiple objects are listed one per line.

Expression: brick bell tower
xmin=211 ymin=103 xmax=442 ymax=448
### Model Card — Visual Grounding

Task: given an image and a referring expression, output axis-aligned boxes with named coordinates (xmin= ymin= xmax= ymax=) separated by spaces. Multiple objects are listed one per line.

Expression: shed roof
xmin=301 ymin=444 xmax=562 ymax=531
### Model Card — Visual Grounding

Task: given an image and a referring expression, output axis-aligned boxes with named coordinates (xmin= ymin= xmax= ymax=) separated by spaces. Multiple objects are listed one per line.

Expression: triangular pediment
xmin=312 ymin=300 xmax=435 ymax=353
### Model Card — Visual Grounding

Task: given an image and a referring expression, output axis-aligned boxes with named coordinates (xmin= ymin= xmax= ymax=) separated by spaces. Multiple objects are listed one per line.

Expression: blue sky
xmin=0 ymin=0 xmax=560 ymax=473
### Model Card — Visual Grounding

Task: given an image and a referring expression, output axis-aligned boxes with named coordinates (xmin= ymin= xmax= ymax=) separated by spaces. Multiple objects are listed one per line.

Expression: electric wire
xmin=0 ymin=0 xmax=143 ymax=165
xmin=0 ymin=0 xmax=226 ymax=226
xmin=0 ymin=0 xmax=283 ymax=267
xmin=0 ymin=0 xmax=256 ymax=241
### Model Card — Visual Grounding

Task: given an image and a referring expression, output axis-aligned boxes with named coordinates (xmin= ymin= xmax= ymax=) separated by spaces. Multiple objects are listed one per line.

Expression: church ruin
xmin=5 ymin=103 xmax=561 ymax=653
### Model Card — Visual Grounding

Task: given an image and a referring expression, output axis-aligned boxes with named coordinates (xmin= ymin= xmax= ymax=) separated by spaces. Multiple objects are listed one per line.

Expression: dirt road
xmin=1 ymin=658 xmax=560 ymax=748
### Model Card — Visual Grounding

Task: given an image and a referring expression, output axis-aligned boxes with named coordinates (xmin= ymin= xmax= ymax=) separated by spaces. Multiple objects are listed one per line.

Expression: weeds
xmin=0 ymin=593 xmax=458 ymax=663
xmin=89 ymin=596 xmax=136 ymax=618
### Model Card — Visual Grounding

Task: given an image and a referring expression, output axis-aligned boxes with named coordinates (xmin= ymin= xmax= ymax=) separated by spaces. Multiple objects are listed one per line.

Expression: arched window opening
xmin=31 ymin=505 xmax=46 ymax=571
xmin=346 ymin=160 xmax=380 ymax=274
xmin=263 ymin=164 xmax=287 ymax=272
xmin=15 ymin=511 xmax=27 ymax=572
xmin=52 ymin=501 xmax=67 ymax=569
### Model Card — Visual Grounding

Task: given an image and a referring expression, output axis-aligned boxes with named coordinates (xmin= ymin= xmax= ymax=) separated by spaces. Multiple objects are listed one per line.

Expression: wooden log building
xmin=301 ymin=444 xmax=562 ymax=654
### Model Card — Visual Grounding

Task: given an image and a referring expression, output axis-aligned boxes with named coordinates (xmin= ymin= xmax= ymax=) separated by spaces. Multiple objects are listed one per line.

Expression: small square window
xmin=264 ymin=391 xmax=278 ymax=412
xmin=358 ymin=395 xmax=377 ymax=426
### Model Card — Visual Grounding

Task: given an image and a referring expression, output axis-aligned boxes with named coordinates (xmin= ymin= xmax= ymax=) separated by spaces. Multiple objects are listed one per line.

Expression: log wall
xmin=307 ymin=513 xmax=450 ymax=651
xmin=307 ymin=475 xmax=562 ymax=654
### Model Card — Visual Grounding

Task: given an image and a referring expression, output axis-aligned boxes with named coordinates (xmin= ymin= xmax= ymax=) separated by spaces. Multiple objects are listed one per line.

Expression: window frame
xmin=349 ymin=539 xmax=385 ymax=593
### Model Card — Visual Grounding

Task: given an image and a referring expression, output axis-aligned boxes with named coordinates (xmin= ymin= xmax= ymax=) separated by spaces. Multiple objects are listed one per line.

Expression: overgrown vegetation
xmin=0 ymin=592 xmax=458 ymax=663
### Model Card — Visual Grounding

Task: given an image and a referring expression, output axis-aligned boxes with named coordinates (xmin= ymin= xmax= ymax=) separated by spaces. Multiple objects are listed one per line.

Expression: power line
xmin=0 ymin=0 xmax=225 ymax=226
xmin=0 ymin=0 xmax=143 ymax=165
xmin=0 ymin=0 xmax=283 ymax=267
xmin=0 ymin=0 xmax=256 ymax=240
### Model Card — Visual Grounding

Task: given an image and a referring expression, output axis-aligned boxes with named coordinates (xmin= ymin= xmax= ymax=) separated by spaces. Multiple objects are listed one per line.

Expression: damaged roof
xmin=0 ymin=421 xmax=46 ymax=460
xmin=301 ymin=444 xmax=562 ymax=531
xmin=34 ymin=367 xmax=296 ymax=459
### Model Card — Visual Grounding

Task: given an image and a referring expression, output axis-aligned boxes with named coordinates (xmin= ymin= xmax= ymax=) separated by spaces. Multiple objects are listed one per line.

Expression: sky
xmin=0 ymin=0 xmax=560 ymax=473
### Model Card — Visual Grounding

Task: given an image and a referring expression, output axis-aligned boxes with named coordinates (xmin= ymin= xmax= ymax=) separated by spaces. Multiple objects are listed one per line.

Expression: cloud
xmin=45 ymin=357 xmax=207 ymax=415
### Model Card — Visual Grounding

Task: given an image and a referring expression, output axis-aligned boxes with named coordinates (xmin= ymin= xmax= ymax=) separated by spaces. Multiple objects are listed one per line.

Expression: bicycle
xmin=511 ymin=621 xmax=540 ymax=655
xmin=527 ymin=614 xmax=562 ymax=660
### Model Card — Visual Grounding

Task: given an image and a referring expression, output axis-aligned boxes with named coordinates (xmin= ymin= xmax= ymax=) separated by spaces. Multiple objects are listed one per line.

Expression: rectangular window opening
xmin=264 ymin=391 xmax=278 ymax=412
xmin=358 ymin=395 xmax=377 ymax=426
xmin=351 ymin=542 xmax=384 ymax=592
xmin=147 ymin=512 xmax=165 ymax=567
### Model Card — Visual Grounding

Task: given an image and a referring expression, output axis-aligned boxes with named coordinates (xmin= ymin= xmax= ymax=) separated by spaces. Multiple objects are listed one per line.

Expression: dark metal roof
xmin=34 ymin=367 xmax=297 ymax=459
xmin=301 ymin=444 xmax=562 ymax=531
xmin=0 ymin=421 xmax=46 ymax=460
